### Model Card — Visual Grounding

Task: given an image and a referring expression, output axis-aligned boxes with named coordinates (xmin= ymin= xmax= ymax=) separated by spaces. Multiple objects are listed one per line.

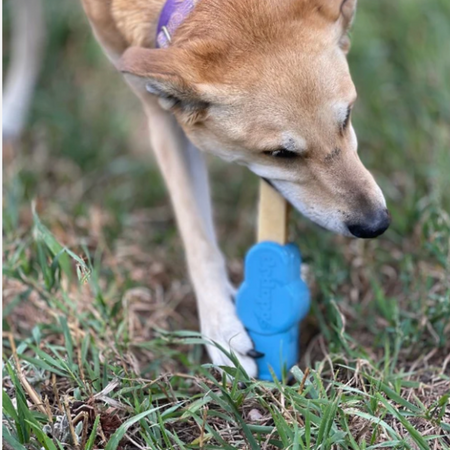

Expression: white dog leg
xmin=143 ymin=101 xmax=257 ymax=376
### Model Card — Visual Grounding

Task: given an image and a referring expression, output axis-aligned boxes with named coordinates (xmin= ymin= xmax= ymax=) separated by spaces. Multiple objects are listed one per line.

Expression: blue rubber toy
xmin=236 ymin=241 xmax=310 ymax=380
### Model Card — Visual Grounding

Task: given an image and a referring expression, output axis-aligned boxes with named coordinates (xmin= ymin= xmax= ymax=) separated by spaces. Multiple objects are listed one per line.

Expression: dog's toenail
xmin=247 ymin=349 xmax=265 ymax=359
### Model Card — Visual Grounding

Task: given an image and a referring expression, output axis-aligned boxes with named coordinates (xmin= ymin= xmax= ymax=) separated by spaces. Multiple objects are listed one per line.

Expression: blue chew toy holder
xmin=236 ymin=242 xmax=310 ymax=380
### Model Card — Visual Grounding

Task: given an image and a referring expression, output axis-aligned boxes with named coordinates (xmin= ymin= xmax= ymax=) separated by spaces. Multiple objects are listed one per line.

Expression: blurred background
xmin=3 ymin=0 xmax=450 ymax=367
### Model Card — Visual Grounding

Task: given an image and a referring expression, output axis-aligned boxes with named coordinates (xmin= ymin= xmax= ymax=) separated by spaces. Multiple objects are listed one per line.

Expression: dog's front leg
xmin=143 ymin=100 xmax=257 ymax=377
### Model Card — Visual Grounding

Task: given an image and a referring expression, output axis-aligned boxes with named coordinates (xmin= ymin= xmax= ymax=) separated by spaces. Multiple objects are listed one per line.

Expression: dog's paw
xmin=198 ymin=298 xmax=257 ymax=378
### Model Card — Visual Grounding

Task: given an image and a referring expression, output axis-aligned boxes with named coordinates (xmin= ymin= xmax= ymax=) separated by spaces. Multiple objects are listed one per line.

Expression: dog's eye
xmin=341 ymin=106 xmax=352 ymax=132
xmin=263 ymin=149 xmax=298 ymax=158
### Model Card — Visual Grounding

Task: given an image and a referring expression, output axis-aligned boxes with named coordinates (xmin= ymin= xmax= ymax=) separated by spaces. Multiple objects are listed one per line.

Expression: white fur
xmin=282 ymin=132 xmax=307 ymax=153
xmin=274 ymin=180 xmax=352 ymax=235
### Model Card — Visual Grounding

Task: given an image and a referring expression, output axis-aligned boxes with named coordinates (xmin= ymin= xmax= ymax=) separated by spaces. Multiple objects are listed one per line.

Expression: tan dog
xmin=81 ymin=0 xmax=390 ymax=376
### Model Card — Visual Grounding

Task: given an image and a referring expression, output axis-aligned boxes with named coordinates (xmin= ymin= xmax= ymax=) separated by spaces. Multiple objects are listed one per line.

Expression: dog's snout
xmin=347 ymin=208 xmax=391 ymax=239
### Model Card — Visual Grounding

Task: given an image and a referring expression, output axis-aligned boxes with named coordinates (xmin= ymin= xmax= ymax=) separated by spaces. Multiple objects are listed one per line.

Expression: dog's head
xmin=120 ymin=0 xmax=390 ymax=238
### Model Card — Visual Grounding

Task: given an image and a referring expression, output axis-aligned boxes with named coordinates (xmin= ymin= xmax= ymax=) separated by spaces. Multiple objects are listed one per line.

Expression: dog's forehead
xmin=205 ymin=42 xmax=355 ymax=149
xmin=223 ymin=50 xmax=352 ymax=117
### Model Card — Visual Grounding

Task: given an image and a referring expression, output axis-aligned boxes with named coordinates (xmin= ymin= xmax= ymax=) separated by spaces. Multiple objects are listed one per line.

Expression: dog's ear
xmin=339 ymin=0 xmax=357 ymax=53
xmin=118 ymin=47 xmax=210 ymax=124
xmin=316 ymin=0 xmax=357 ymax=53
xmin=340 ymin=0 xmax=357 ymax=31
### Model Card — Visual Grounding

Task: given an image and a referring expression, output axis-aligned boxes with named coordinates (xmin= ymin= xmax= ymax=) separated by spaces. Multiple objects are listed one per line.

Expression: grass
xmin=2 ymin=0 xmax=450 ymax=448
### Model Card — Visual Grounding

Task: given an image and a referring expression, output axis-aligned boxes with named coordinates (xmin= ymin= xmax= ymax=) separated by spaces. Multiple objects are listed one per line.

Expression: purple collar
xmin=156 ymin=0 xmax=198 ymax=48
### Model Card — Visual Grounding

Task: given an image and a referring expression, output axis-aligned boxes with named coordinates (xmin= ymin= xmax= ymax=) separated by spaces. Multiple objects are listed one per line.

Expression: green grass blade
xmin=26 ymin=420 xmax=58 ymax=450
xmin=19 ymin=354 xmax=67 ymax=377
xmin=2 ymin=425 xmax=28 ymax=450
xmin=3 ymin=389 xmax=19 ymax=422
xmin=365 ymin=376 xmax=422 ymax=414
xmin=377 ymin=395 xmax=430 ymax=450
xmin=85 ymin=415 xmax=101 ymax=450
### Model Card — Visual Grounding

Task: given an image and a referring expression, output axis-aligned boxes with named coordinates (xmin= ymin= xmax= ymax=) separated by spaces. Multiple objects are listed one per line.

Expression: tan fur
xmin=111 ymin=0 xmax=161 ymax=47
xmin=80 ymin=0 xmax=389 ymax=375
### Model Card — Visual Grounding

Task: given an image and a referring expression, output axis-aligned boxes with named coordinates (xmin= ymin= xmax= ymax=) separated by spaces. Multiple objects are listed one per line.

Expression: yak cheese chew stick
xmin=257 ymin=179 xmax=290 ymax=245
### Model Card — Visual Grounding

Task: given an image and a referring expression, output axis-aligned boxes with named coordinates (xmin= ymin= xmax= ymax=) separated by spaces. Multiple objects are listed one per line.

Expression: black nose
xmin=347 ymin=208 xmax=391 ymax=239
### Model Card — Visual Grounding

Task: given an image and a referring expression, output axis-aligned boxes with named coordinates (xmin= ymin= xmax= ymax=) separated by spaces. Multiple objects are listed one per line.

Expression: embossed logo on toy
xmin=256 ymin=252 xmax=277 ymax=330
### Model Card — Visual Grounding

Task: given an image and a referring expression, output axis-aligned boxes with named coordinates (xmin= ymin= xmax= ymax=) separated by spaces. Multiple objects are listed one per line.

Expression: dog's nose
xmin=347 ymin=208 xmax=391 ymax=239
